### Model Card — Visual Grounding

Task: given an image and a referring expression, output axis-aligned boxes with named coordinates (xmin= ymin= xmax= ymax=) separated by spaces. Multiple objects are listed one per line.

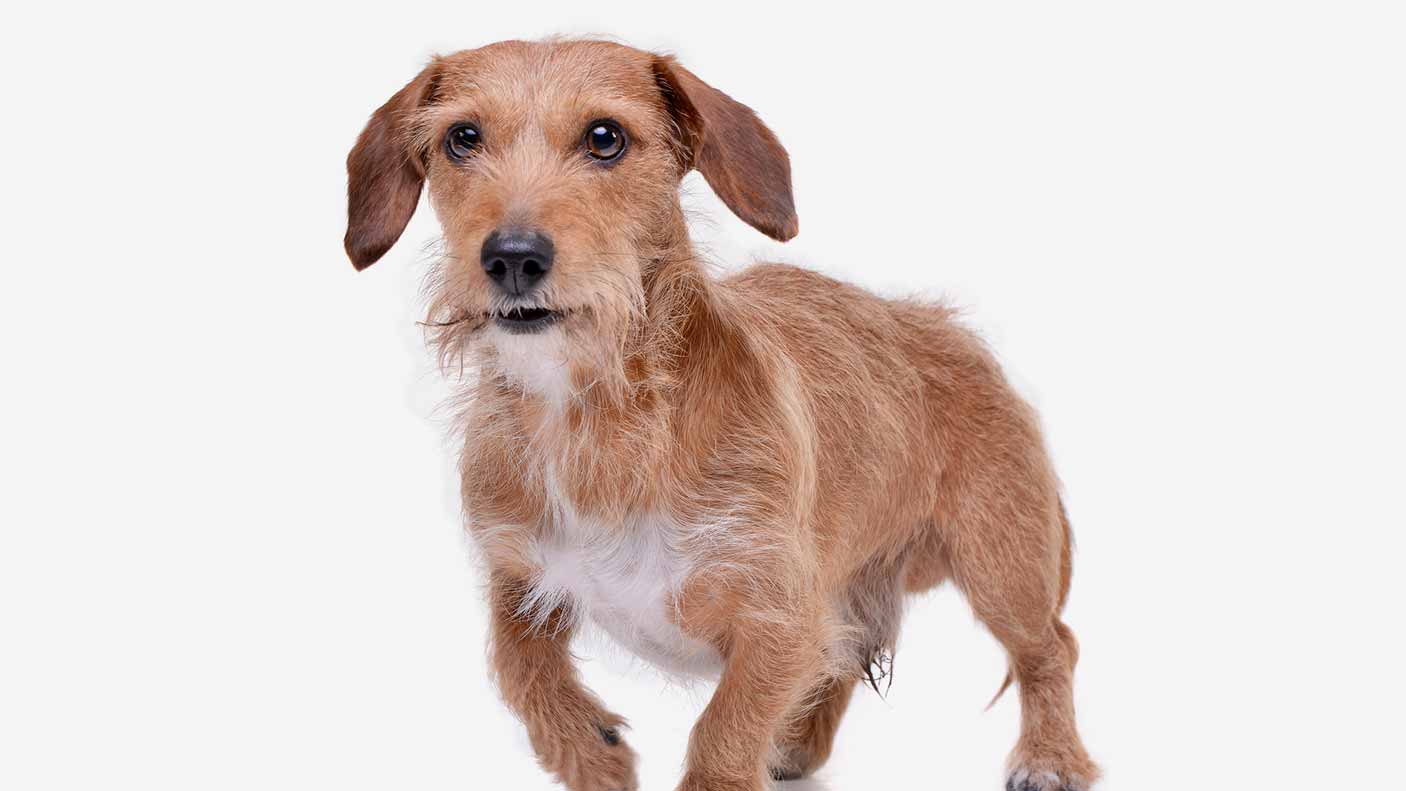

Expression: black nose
xmin=480 ymin=229 xmax=555 ymax=296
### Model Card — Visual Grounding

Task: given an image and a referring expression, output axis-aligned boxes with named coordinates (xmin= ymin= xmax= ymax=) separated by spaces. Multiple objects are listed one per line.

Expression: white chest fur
xmin=522 ymin=503 xmax=722 ymax=678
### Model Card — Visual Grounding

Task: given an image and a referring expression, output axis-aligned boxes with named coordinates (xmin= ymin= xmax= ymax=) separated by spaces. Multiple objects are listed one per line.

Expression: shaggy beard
xmin=418 ymin=240 xmax=673 ymax=406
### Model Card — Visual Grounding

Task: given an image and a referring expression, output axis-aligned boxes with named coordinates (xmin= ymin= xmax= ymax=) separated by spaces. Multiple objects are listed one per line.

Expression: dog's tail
xmin=985 ymin=498 xmax=1076 ymax=710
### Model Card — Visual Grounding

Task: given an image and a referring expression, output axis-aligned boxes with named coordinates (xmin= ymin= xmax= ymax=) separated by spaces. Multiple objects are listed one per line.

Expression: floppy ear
xmin=344 ymin=60 xmax=442 ymax=270
xmin=653 ymin=56 xmax=799 ymax=242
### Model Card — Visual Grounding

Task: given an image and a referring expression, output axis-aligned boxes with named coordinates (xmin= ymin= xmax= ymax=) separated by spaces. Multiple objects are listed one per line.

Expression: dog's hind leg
xmin=943 ymin=490 xmax=1098 ymax=791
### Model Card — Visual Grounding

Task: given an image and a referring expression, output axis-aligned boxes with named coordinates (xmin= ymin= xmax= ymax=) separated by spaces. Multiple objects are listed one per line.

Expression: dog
xmin=344 ymin=38 xmax=1099 ymax=791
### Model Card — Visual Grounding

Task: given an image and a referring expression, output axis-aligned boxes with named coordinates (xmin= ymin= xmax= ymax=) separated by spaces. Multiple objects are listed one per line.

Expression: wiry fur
xmin=345 ymin=38 xmax=1099 ymax=791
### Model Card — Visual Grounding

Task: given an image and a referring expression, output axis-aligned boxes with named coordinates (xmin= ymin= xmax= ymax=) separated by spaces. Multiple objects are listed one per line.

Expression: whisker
xmin=417 ymin=313 xmax=486 ymax=329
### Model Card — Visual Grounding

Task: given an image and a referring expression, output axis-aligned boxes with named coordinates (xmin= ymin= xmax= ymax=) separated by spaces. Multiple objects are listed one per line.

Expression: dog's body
xmin=346 ymin=38 xmax=1098 ymax=791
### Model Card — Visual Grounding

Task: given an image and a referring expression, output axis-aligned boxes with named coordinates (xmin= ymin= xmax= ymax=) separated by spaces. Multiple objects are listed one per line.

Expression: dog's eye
xmin=445 ymin=123 xmax=481 ymax=161
xmin=584 ymin=120 xmax=626 ymax=162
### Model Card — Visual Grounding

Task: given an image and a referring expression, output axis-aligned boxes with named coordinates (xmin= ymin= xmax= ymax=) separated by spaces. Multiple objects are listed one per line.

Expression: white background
xmin=2 ymin=2 xmax=1403 ymax=789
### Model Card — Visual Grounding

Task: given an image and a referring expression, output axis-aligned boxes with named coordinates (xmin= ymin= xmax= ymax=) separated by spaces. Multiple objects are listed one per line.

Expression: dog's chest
xmin=529 ymin=508 xmax=722 ymax=677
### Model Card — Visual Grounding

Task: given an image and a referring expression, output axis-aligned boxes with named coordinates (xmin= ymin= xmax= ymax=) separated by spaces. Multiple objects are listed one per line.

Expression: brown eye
xmin=445 ymin=123 xmax=481 ymax=161
xmin=584 ymin=120 xmax=626 ymax=162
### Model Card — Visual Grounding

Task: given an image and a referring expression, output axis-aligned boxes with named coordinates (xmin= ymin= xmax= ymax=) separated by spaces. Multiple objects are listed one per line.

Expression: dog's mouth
xmin=492 ymin=305 xmax=566 ymax=334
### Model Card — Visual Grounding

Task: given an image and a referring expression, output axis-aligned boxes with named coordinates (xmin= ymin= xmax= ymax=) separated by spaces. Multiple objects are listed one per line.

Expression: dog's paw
xmin=1004 ymin=763 xmax=1092 ymax=791
xmin=1005 ymin=740 xmax=1099 ymax=791
xmin=530 ymin=716 xmax=638 ymax=791
xmin=768 ymin=765 xmax=803 ymax=782
xmin=766 ymin=744 xmax=813 ymax=782
xmin=675 ymin=771 xmax=764 ymax=791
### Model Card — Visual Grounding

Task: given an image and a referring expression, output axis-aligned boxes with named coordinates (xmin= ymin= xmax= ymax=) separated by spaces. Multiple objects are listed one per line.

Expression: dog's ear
xmin=344 ymin=60 xmax=442 ymax=271
xmin=653 ymin=56 xmax=799 ymax=242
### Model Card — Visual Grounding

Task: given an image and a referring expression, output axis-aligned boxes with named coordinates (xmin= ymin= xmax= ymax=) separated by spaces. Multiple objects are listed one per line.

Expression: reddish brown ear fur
xmin=344 ymin=61 xmax=441 ymax=270
xmin=654 ymin=57 xmax=799 ymax=242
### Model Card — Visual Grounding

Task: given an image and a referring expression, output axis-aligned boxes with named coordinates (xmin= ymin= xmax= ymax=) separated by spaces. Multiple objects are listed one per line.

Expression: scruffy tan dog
xmin=345 ymin=38 xmax=1098 ymax=791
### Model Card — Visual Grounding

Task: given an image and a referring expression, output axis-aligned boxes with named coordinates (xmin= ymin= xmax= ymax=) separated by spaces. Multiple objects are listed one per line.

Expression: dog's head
xmin=345 ymin=39 xmax=796 ymax=397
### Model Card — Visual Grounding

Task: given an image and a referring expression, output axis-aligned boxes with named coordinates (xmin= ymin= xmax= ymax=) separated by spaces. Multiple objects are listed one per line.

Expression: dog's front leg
xmin=677 ymin=599 xmax=825 ymax=791
xmin=488 ymin=573 xmax=637 ymax=791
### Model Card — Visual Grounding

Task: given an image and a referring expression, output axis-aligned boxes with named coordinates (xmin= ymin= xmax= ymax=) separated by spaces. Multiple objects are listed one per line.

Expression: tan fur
xmin=346 ymin=38 xmax=1099 ymax=791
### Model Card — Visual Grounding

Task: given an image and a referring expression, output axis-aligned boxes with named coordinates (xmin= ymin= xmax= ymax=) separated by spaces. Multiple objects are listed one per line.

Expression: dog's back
xmin=720 ymin=261 xmax=1053 ymax=577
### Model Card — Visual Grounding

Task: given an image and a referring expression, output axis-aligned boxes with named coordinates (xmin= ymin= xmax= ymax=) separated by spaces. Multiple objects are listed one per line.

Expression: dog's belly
xmin=529 ymin=515 xmax=722 ymax=678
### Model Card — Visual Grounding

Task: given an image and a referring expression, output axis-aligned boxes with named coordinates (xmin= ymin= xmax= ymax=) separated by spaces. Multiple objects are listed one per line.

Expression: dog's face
xmin=345 ymin=39 xmax=798 ymax=395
